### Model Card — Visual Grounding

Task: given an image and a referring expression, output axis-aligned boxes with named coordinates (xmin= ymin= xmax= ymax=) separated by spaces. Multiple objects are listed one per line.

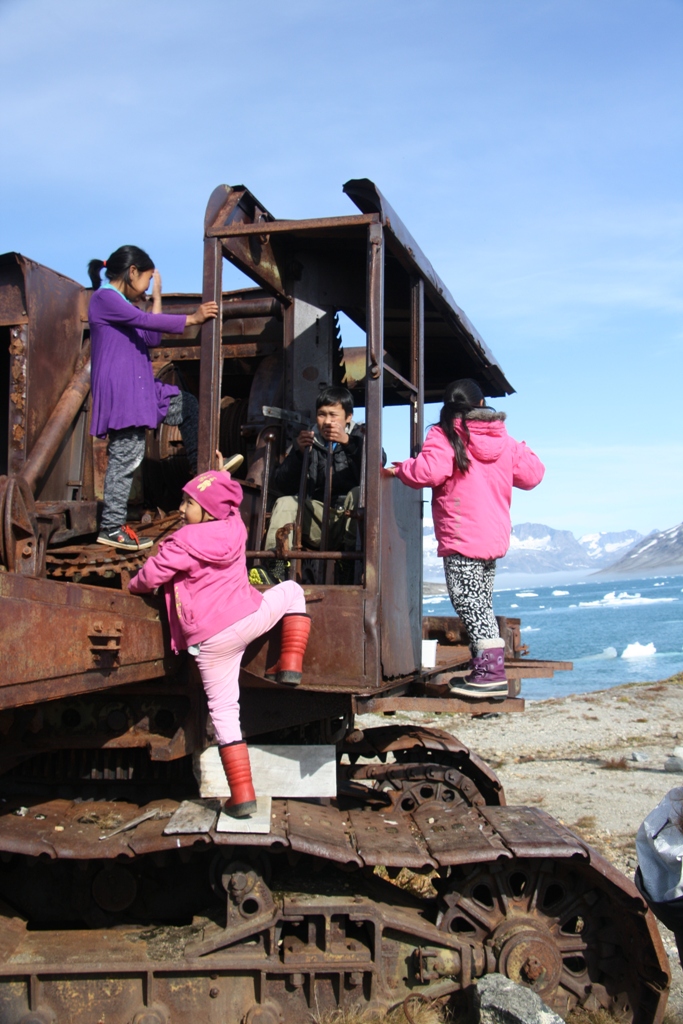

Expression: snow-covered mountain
xmin=500 ymin=523 xmax=590 ymax=573
xmin=422 ymin=520 xmax=643 ymax=578
xmin=596 ymin=523 xmax=683 ymax=576
xmin=578 ymin=530 xmax=643 ymax=565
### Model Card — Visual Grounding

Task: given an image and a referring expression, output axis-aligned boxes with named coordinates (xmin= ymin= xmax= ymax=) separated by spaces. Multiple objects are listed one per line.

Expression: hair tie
xmin=102 ymin=260 xmax=107 ymax=268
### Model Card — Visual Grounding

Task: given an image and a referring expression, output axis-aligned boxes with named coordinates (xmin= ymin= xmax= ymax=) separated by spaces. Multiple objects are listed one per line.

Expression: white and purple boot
xmin=448 ymin=638 xmax=508 ymax=701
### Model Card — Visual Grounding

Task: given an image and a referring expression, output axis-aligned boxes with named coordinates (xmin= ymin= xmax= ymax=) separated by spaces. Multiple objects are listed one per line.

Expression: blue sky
xmin=2 ymin=0 xmax=681 ymax=536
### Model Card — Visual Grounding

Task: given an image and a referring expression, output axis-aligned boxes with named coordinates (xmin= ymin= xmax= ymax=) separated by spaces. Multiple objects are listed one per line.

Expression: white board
xmin=193 ymin=745 xmax=337 ymax=799
xmin=216 ymin=795 xmax=273 ymax=834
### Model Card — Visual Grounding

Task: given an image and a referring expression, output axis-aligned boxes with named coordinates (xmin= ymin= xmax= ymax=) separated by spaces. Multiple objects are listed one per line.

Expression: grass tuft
xmin=309 ymin=996 xmax=448 ymax=1024
xmin=601 ymin=757 xmax=629 ymax=771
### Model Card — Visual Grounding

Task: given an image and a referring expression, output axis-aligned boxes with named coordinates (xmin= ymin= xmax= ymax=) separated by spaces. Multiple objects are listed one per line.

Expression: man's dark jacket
xmin=272 ymin=423 xmax=364 ymax=502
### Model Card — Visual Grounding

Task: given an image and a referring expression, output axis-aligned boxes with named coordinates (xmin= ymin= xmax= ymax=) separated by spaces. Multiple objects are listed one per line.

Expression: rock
xmin=475 ymin=974 xmax=564 ymax=1024
xmin=665 ymin=755 xmax=683 ymax=773
xmin=631 ymin=751 xmax=649 ymax=762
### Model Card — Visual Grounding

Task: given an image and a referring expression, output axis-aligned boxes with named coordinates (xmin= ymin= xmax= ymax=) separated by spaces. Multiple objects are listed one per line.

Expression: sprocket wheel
xmin=358 ymin=763 xmax=486 ymax=813
xmin=437 ymin=857 xmax=669 ymax=1021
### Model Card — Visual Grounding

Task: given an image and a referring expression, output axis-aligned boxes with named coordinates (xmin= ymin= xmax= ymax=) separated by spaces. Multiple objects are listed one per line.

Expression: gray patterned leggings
xmin=443 ymin=552 xmax=500 ymax=649
xmin=100 ymin=391 xmax=198 ymax=532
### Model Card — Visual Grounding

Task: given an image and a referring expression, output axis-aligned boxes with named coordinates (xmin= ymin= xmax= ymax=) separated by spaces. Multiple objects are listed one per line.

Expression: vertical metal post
xmin=364 ymin=222 xmax=384 ymax=681
xmin=197 ymin=238 xmax=223 ymax=473
xmin=320 ymin=441 xmax=334 ymax=584
xmin=410 ymin=276 xmax=424 ymax=456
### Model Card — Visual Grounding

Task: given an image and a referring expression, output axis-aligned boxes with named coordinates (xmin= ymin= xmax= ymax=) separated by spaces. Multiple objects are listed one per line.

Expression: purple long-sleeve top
xmin=88 ymin=286 xmax=188 ymax=437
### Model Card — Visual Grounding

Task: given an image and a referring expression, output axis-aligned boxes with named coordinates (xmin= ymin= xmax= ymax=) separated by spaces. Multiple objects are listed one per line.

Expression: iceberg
xmin=621 ymin=642 xmax=657 ymax=659
xmin=579 ymin=591 xmax=676 ymax=608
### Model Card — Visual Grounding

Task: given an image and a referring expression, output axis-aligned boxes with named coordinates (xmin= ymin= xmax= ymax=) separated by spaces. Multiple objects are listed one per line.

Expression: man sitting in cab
xmin=264 ymin=386 xmax=363 ymax=570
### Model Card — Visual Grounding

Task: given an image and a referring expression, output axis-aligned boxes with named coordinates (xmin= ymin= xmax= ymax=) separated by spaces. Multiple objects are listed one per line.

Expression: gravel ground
xmin=358 ymin=674 xmax=683 ymax=1022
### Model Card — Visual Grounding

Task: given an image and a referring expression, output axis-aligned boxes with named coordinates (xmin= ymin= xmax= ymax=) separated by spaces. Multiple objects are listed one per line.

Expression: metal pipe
xmin=222 ymin=297 xmax=281 ymax=320
xmin=294 ymin=445 xmax=310 ymax=552
xmin=410 ymin=275 xmax=424 ymax=457
xmin=247 ymin=550 xmax=361 ymax=560
xmin=21 ymin=347 xmax=91 ymax=495
xmin=254 ymin=428 xmax=278 ymax=554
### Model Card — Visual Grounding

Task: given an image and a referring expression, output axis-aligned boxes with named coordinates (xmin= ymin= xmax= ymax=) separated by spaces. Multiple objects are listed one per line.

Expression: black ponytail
xmin=438 ymin=378 xmax=485 ymax=472
xmin=87 ymin=245 xmax=154 ymax=290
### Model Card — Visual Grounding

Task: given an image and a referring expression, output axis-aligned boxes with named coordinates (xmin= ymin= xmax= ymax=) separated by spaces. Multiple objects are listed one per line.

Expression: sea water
xmin=422 ymin=573 xmax=683 ymax=700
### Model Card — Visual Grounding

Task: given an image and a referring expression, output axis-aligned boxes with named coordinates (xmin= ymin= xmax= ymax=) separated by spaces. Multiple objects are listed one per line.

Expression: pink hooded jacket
xmin=128 ymin=479 xmax=262 ymax=652
xmin=395 ymin=409 xmax=544 ymax=561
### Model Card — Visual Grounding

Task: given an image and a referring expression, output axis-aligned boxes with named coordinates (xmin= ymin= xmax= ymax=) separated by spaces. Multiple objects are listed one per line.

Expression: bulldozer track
xmin=0 ymin=799 xmax=670 ymax=1024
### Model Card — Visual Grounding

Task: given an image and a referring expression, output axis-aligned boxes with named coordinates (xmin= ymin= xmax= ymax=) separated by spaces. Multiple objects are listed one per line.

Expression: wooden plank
xmin=194 ymin=745 xmax=337 ymax=799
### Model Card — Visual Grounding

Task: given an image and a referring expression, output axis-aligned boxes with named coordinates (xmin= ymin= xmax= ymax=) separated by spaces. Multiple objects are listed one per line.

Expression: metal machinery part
xmin=0 ymin=190 xmax=671 ymax=1023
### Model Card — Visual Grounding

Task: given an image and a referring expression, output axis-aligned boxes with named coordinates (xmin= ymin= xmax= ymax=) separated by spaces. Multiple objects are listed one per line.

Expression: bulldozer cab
xmin=189 ymin=179 xmax=513 ymax=691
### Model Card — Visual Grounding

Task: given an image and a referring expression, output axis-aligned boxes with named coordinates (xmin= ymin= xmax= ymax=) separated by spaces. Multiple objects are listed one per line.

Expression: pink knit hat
xmin=182 ymin=471 xmax=243 ymax=520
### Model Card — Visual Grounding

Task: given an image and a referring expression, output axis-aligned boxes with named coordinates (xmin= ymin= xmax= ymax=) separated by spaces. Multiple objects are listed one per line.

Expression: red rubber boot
xmin=218 ymin=742 xmax=257 ymax=818
xmin=265 ymin=613 xmax=312 ymax=686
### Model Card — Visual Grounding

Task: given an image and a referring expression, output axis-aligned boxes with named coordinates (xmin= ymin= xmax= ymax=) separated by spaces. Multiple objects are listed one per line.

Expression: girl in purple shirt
xmin=87 ymin=245 xmax=217 ymax=550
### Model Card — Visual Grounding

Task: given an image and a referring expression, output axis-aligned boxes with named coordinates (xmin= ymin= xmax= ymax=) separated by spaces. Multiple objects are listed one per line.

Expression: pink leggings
xmin=193 ymin=580 xmax=306 ymax=746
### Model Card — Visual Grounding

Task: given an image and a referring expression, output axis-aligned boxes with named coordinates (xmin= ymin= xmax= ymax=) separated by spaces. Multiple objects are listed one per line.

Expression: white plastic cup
xmin=422 ymin=639 xmax=438 ymax=669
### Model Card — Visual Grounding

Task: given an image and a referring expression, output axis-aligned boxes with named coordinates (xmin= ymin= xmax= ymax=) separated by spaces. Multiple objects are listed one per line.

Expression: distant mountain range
xmin=594 ymin=523 xmax=683 ymax=576
xmin=422 ymin=521 xmax=645 ymax=580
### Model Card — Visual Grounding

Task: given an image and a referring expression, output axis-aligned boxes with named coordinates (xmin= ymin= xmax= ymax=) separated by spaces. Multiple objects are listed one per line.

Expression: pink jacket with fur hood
xmin=395 ymin=409 xmax=544 ymax=560
xmin=128 ymin=483 xmax=262 ymax=652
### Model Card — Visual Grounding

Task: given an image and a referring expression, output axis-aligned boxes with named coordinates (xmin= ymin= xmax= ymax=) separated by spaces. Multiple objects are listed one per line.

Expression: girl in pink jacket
xmin=129 ymin=469 xmax=311 ymax=817
xmin=390 ymin=379 xmax=544 ymax=701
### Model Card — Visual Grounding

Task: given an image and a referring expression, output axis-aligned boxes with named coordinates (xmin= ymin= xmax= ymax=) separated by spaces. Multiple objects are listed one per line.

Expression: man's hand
xmin=296 ymin=429 xmax=315 ymax=452
xmin=187 ymin=301 xmax=219 ymax=326
xmin=319 ymin=420 xmax=349 ymax=445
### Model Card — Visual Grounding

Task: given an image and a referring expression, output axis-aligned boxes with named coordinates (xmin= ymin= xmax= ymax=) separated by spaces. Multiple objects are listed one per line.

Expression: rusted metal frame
xmin=355 ymin=695 xmax=525 ymax=715
xmin=410 ymin=277 xmax=424 ymax=456
xmin=197 ymin=238 xmax=223 ymax=473
xmin=21 ymin=344 xmax=91 ymax=494
xmin=0 ymin=662 xmax=172 ymax=711
xmin=151 ymin=342 xmax=279 ymax=363
xmin=246 ymin=551 xmax=361 ymax=560
xmin=319 ymin=442 xmax=334 ymax=584
xmin=8 ymin=324 xmax=29 ymax=475
xmin=354 ymin=423 xmax=366 ymax=586
xmin=342 ymin=180 xmax=511 ymax=394
xmin=383 ymin=362 xmax=417 ymax=394
xmin=206 ymin=213 xmax=378 ymax=238
xmin=363 ymin=223 xmax=384 ymax=685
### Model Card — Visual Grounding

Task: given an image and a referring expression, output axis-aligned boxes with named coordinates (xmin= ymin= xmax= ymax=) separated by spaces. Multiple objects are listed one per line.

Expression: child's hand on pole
xmin=187 ymin=302 xmax=219 ymax=325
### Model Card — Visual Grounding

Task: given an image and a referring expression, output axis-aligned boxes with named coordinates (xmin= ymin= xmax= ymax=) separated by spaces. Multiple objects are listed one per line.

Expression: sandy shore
xmin=358 ymin=674 xmax=683 ymax=1021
